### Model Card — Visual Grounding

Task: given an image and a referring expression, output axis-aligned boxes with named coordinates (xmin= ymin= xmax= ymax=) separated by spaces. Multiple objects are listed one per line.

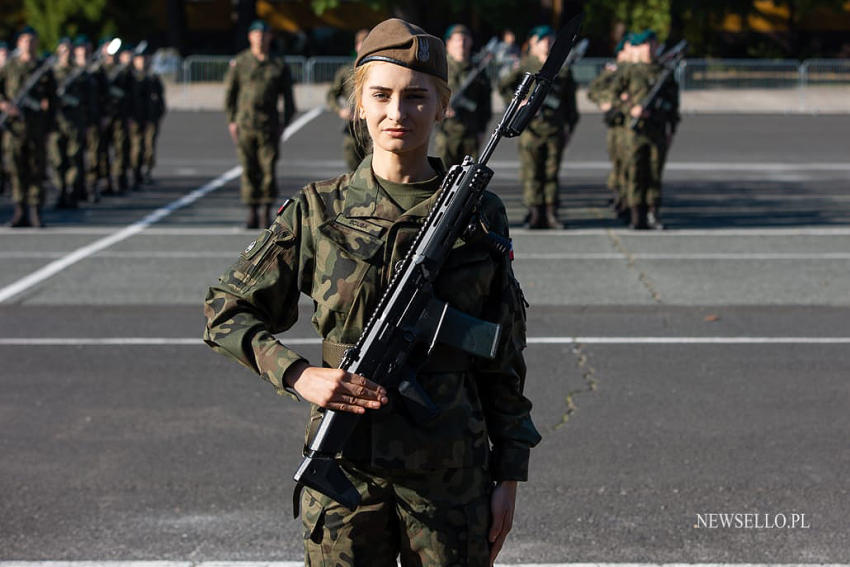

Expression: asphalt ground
xmin=1 ymin=111 xmax=850 ymax=563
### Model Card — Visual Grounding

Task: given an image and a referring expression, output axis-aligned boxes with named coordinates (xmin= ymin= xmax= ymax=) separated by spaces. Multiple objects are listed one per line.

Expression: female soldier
xmin=204 ymin=18 xmax=540 ymax=566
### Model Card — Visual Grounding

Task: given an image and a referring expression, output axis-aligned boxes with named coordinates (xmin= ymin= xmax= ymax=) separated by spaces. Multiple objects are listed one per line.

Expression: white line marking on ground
xmin=3 ymin=337 xmax=850 ymax=346
xmin=0 ymin=108 xmax=324 ymax=304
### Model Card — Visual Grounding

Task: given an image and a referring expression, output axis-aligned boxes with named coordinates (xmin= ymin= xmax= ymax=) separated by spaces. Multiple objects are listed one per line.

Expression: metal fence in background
xmin=180 ymin=55 xmax=308 ymax=83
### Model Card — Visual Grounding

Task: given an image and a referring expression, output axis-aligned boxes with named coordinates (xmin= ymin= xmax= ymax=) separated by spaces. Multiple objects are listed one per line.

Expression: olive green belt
xmin=322 ymin=340 xmax=472 ymax=373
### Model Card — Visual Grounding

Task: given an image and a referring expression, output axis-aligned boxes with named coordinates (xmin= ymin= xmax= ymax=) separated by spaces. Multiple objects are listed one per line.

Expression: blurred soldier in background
xmin=0 ymin=40 xmax=8 ymax=197
xmin=50 ymin=37 xmax=90 ymax=208
xmin=613 ymin=30 xmax=680 ymax=230
xmin=141 ymin=49 xmax=165 ymax=185
xmin=225 ymin=19 xmax=296 ymax=229
xmin=128 ymin=45 xmax=150 ymax=190
xmin=326 ymin=28 xmax=370 ymax=172
xmin=75 ymin=35 xmax=104 ymax=202
xmin=587 ymin=36 xmax=631 ymax=218
xmin=434 ymin=24 xmax=491 ymax=168
xmin=98 ymin=39 xmax=131 ymax=195
xmin=0 ymin=26 xmax=56 ymax=227
xmin=494 ymin=29 xmax=520 ymax=81
xmin=500 ymin=25 xmax=579 ymax=229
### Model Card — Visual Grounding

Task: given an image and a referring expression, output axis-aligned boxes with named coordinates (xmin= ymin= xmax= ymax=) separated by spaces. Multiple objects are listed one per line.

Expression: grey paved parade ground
xmin=1 ymin=111 xmax=849 ymax=563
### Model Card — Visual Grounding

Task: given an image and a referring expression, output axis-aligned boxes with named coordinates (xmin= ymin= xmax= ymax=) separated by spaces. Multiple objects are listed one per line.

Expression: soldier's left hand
xmin=488 ymin=480 xmax=517 ymax=565
xmin=630 ymin=104 xmax=644 ymax=118
xmin=40 ymin=98 xmax=49 ymax=111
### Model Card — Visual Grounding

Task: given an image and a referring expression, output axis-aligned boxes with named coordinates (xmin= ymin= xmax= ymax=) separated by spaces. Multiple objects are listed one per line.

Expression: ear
xmin=358 ymin=105 xmax=366 ymax=120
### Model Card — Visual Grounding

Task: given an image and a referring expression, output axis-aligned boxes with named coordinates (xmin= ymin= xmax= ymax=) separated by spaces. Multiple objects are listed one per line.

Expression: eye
xmin=372 ymin=92 xmax=389 ymax=100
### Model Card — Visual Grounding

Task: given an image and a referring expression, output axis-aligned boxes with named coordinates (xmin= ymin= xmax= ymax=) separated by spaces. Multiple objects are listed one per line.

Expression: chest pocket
xmin=435 ymin=243 xmax=497 ymax=316
xmin=314 ymin=214 xmax=385 ymax=315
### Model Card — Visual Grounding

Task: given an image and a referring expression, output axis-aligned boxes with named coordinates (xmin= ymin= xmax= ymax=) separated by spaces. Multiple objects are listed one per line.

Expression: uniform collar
xmin=343 ymin=154 xmax=446 ymax=221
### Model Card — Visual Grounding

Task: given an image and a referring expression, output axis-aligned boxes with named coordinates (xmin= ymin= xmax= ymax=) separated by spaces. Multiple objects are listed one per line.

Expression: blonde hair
xmin=347 ymin=61 xmax=451 ymax=150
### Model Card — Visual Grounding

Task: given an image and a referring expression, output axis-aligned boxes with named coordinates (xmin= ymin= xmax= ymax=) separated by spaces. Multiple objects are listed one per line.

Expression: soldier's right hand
xmin=228 ymin=122 xmax=239 ymax=144
xmin=285 ymin=362 xmax=389 ymax=414
xmin=0 ymin=101 xmax=20 ymax=117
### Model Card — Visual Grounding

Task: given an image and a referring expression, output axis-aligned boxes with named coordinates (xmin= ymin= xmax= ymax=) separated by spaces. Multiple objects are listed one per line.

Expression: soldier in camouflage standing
xmin=587 ymin=36 xmax=631 ymax=217
xmin=128 ymin=45 xmax=150 ymax=190
xmin=79 ymin=36 xmax=106 ymax=201
xmin=50 ymin=37 xmax=90 ymax=208
xmin=225 ymin=19 xmax=296 ymax=229
xmin=434 ymin=24 xmax=491 ymax=168
xmin=0 ymin=26 xmax=56 ymax=227
xmin=500 ymin=26 xmax=578 ymax=229
xmin=98 ymin=40 xmax=132 ymax=195
xmin=140 ymin=50 xmax=165 ymax=184
xmin=0 ymin=40 xmax=8 ymax=197
xmin=326 ymin=28 xmax=370 ymax=172
xmin=205 ymin=18 xmax=539 ymax=566
xmin=613 ymin=30 xmax=679 ymax=229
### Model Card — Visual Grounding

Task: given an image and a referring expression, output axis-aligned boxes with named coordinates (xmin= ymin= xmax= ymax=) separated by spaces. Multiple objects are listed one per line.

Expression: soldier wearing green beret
xmin=225 ymin=19 xmax=296 ymax=229
xmin=612 ymin=30 xmax=680 ymax=229
xmin=0 ymin=26 xmax=56 ymax=227
xmin=205 ymin=17 xmax=539 ymax=566
xmin=73 ymin=35 xmax=105 ymax=201
xmin=587 ymin=36 xmax=632 ymax=217
xmin=50 ymin=37 xmax=90 ymax=208
xmin=128 ymin=46 xmax=152 ymax=190
xmin=0 ymin=40 xmax=9 ymax=197
xmin=326 ymin=29 xmax=371 ymax=172
xmin=434 ymin=24 xmax=492 ymax=169
xmin=499 ymin=25 xmax=579 ymax=229
xmin=96 ymin=40 xmax=132 ymax=195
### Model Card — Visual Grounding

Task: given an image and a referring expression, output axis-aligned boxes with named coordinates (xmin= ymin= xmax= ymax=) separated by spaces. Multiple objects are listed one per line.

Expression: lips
xmin=383 ymin=128 xmax=410 ymax=138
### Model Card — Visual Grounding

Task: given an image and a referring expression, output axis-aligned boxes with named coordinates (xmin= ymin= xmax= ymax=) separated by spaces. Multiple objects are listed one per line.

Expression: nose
xmin=386 ymin=95 xmax=404 ymax=123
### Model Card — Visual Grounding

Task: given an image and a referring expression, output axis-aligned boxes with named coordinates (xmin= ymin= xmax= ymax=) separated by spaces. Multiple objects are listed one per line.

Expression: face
xmin=119 ymin=50 xmax=132 ymax=65
xmin=133 ymin=55 xmax=146 ymax=71
xmin=74 ymin=45 xmax=89 ymax=64
xmin=446 ymin=32 xmax=471 ymax=62
xmin=17 ymin=33 xmax=36 ymax=57
xmin=530 ymin=34 xmax=553 ymax=61
xmin=56 ymin=43 xmax=70 ymax=63
xmin=248 ymin=30 xmax=270 ymax=52
xmin=358 ymin=62 xmax=442 ymax=157
xmin=503 ymin=31 xmax=515 ymax=44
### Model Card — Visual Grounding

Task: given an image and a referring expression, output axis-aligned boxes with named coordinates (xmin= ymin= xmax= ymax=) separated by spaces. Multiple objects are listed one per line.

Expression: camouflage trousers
xmin=84 ymin=125 xmax=100 ymax=187
xmin=623 ymin=130 xmax=667 ymax=208
xmin=606 ymin=126 xmax=626 ymax=195
xmin=128 ymin=119 xmax=147 ymax=182
xmin=99 ymin=117 xmax=129 ymax=185
xmin=518 ymin=128 xmax=565 ymax=207
xmin=4 ymin=129 xmax=47 ymax=206
xmin=433 ymin=129 xmax=479 ymax=170
xmin=49 ymin=120 xmax=85 ymax=195
xmin=302 ymin=463 xmax=492 ymax=566
xmin=236 ymin=127 xmax=279 ymax=205
xmin=143 ymin=120 xmax=161 ymax=173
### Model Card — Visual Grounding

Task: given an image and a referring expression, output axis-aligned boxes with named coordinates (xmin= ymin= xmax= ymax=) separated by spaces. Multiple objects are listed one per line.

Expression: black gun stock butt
xmin=292 ymin=454 xmax=361 ymax=517
xmin=537 ymin=13 xmax=584 ymax=80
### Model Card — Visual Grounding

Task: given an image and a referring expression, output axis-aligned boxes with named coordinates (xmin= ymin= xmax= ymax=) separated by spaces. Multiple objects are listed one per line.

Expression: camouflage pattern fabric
xmin=326 ymin=64 xmax=370 ymax=171
xmin=0 ymin=56 xmax=56 ymax=206
xmin=99 ymin=61 xmax=132 ymax=188
xmin=128 ymin=67 xmax=149 ymax=183
xmin=143 ymin=72 xmax=166 ymax=174
xmin=50 ymin=61 xmax=90 ymax=198
xmin=301 ymin=463 xmax=491 ymax=566
xmin=613 ymin=62 xmax=679 ymax=207
xmin=434 ymin=56 xmax=491 ymax=168
xmin=587 ymin=65 xmax=629 ymax=195
xmin=499 ymin=56 xmax=578 ymax=207
xmin=84 ymin=63 xmax=108 ymax=188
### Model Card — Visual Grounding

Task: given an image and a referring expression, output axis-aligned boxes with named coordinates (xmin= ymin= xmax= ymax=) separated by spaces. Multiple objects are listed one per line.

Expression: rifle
xmin=628 ymin=39 xmax=687 ymax=131
xmin=0 ymin=53 xmax=56 ymax=131
xmin=448 ymin=37 xmax=497 ymax=114
xmin=291 ymin=14 xmax=584 ymax=518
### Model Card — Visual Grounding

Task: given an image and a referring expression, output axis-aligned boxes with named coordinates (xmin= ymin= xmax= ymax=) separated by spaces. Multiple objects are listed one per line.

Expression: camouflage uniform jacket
xmin=103 ymin=60 xmax=132 ymax=118
xmin=147 ymin=72 xmax=166 ymax=123
xmin=325 ymin=64 xmax=364 ymax=135
xmin=499 ymin=55 xmax=579 ymax=136
xmin=441 ymin=56 xmax=492 ymax=136
xmin=85 ymin=62 xmax=109 ymax=127
xmin=224 ymin=49 xmax=295 ymax=132
xmin=204 ymin=155 xmax=541 ymax=480
xmin=615 ymin=61 xmax=680 ymax=136
xmin=0 ymin=56 xmax=56 ymax=135
xmin=129 ymin=68 xmax=150 ymax=124
xmin=52 ymin=62 xmax=93 ymax=128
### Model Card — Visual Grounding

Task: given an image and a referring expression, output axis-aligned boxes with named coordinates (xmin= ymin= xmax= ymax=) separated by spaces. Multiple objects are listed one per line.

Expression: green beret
xmin=0 ymin=41 xmax=8 ymax=50
xmin=444 ymin=24 xmax=471 ymax=41
xmin=629 ymin=29 xmax=657 ymax=45
xmin=529 ymin=25 xmax=554 ymax=41
xmin=120 ymin=42 xmax=134 ymax=53
xmin=58 ymin=36 xmax=71 ymax=46
xmin=18 ymin=25 xmax=38 ymax=38
xmin=249 ymin=19 xmax=270 ymax=33
xmin=356 ymin=18 xmax=447 ymax=82
xmin=73 ymin=34 xmax=90 ymax=47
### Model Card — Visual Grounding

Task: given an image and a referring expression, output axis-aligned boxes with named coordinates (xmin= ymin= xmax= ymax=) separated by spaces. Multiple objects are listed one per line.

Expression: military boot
xmin=524 ymin=206 xmax=542 ymax=229
xmin=629 ymin=205 xmax=648 ymax=230
xmin=246 ymin=206 xmax=260 ymax=230
xmin=8 ymin=204 xmax=31 ymax=227
xmin=28 ymin=206 xmax=45 ymax=228
xmin=646 ymin=206 xmax=665 ymax=230
xmin=544 ymin=204 xmax=564 ymax=229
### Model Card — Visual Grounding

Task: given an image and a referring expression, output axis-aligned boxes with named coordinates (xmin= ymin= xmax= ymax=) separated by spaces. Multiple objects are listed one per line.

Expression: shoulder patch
xmin=277 ymin=198 xmax=293 ymax=216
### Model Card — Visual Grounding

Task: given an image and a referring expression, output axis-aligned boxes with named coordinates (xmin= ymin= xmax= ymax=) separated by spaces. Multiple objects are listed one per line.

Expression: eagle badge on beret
xmin=417 ymin=37 xmax=430 ymax=62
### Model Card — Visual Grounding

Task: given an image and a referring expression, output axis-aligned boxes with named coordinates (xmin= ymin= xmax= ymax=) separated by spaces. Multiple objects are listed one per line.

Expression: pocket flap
xmin=319 ymin=214 xmax=385 ymax=262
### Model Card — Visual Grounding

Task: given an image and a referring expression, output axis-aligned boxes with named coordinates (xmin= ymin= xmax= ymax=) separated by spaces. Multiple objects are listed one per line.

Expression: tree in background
xmin=23 ymin=0 xmax=107 ymax=50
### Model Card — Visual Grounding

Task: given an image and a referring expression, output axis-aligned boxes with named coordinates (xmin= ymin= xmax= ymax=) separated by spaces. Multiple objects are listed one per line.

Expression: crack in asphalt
xmin=606 ymin=229 xmax=663 ymax=303
xmin=553 ymin=341 xmax=599 ymax=430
